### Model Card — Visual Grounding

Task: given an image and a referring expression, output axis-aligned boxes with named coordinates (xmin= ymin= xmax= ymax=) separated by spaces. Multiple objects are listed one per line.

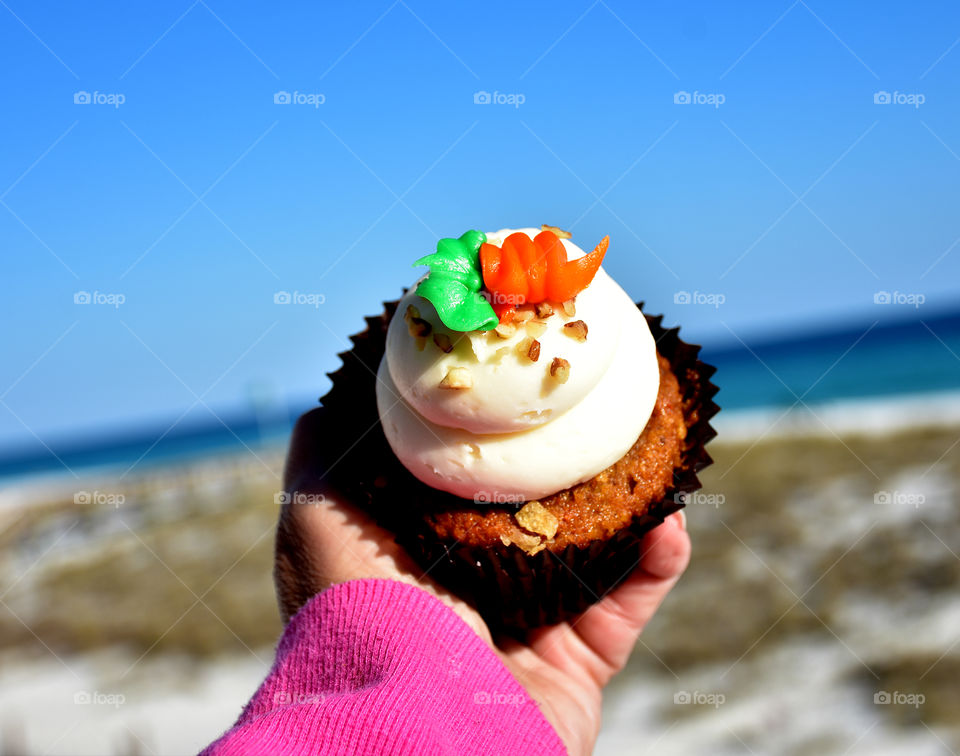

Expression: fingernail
xmin=675 ymin=510 xmax=687 ymax=530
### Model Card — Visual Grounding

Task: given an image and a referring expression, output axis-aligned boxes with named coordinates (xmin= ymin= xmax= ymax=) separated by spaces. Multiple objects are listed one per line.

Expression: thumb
xmin=530 ymin=512 xmax=690 ymax=688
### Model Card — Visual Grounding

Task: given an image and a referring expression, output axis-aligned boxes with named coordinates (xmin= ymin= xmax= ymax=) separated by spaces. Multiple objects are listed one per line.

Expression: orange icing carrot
xmin=480 ymin=230 xmax=608 ymax=317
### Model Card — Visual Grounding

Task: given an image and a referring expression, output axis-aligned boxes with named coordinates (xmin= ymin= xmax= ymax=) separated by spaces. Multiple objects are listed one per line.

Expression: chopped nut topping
xmin=514 ymin=308 xmax=534 ymax=323
xmin=527 ymin=338 xmax=541 ymax=362
xmin=405 ymin=304 xmax=420 ymax=321
xmin=516 ymin=501 xmax=559 ymax=539
xmin=549 ymin=357 xmax=570 ymax=384
xmin=560 ymin=299 xmax=576 ymax=317
xmin=541 ymin=224 xmax=573 ymax=239
xmin=526 ymin=319 xmax=547 ymax=338
xmin=439 ymin=366 xmax=472 ymax=390
xmin=408 ymin=316 xmax=432 ymax=338
xmin=515 ymin=337 xmax=541 ymax=362
xmin=563 ymin=319 xmax=588 ymax=342
xmin=494 ymin=321 xmax=517 ymax=339
xmin=534 ymin=302 xmax=554 ymax=318
xmin=500 ymin=530 xmax=545 ymax=555
xmin=433 ymin=333 xmax=453 ymax=353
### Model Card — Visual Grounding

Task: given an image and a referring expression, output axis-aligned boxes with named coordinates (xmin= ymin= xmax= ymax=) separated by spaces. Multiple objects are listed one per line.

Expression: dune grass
xmin=1 ymin=425 xmax=958 ymax=737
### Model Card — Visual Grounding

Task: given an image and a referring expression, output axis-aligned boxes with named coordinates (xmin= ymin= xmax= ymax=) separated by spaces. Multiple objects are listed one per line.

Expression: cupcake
xmin=319 ymin=226 xmax=718 ymax=632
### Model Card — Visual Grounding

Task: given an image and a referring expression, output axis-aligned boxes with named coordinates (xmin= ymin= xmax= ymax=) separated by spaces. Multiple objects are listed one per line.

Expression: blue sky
xmin=2 ymin=0 xmax=960 ymax=448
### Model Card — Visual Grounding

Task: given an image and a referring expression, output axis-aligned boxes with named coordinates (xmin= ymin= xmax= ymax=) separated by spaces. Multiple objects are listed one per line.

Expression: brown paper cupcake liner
xmin=315 ymin=299 xmax=719 ymax=633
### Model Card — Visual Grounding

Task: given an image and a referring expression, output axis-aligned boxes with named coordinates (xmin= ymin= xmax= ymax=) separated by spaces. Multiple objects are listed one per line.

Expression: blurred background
xmin=1 ymin=1 xmax=959 ymax=753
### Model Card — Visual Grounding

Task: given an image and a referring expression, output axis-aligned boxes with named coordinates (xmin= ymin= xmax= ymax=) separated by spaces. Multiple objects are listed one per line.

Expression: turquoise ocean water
xmin=2 ymin=308 xmax=958 ymax=482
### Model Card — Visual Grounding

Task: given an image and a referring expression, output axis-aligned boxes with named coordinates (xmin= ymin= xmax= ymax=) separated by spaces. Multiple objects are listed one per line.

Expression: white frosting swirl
xmin=375 ymin=228 xmax=660 ymax=501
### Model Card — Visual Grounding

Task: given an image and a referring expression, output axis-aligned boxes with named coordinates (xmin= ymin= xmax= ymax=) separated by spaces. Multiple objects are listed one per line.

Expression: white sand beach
xmin=1 ymin=401 xmax=958 ymax=755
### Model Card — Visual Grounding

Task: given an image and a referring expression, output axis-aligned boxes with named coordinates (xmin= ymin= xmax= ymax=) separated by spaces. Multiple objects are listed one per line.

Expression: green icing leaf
xmin=413 ymin=230 xmax=498 ymax=332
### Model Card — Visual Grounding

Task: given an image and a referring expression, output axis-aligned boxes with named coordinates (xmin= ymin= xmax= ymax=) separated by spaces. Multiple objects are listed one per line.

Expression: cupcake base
xmin=317 ymin=300 xmax=718 ymax=634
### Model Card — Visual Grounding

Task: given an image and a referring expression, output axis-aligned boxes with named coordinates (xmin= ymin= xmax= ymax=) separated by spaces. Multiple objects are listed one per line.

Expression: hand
xmin=275 ymin=408 xmax=692 ymax=756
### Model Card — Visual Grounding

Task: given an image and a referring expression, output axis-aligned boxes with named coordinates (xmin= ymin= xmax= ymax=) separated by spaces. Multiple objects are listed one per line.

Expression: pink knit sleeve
xmin=200 ymin=579 xmax=566 ymax=755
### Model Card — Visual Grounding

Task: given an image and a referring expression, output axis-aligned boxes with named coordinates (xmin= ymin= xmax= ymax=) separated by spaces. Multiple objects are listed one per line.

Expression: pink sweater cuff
xmin=201 ymin=579 xmax=566 ymax=755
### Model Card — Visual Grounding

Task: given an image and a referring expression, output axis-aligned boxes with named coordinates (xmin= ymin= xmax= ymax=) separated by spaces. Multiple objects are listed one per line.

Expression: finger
xmin=282 ymin=407 xmax=333 ymax=492
xmin=274 ymin=500 xmax=322 ymax=623
xmin=294 ymin=494 xmax=414 ymax=579
xmin=276 ymin=411 xmax=493 ymax=641
xmin=526 ymin=513 xmax=690 ymax=688
xmin=275 ymin=408 xmax=341 ymax=621
xmin=276 ymin=469 xmax=495 ymax=637
xmin=274 ymin=486 xmax=407 ymax=620
xmin=631 ymin=510 xmax=690 ymax=581
xmin=276 ymin=406 xmax=379 ymax=615
xmin=578 ymin=513 xmax=690 ymax=678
